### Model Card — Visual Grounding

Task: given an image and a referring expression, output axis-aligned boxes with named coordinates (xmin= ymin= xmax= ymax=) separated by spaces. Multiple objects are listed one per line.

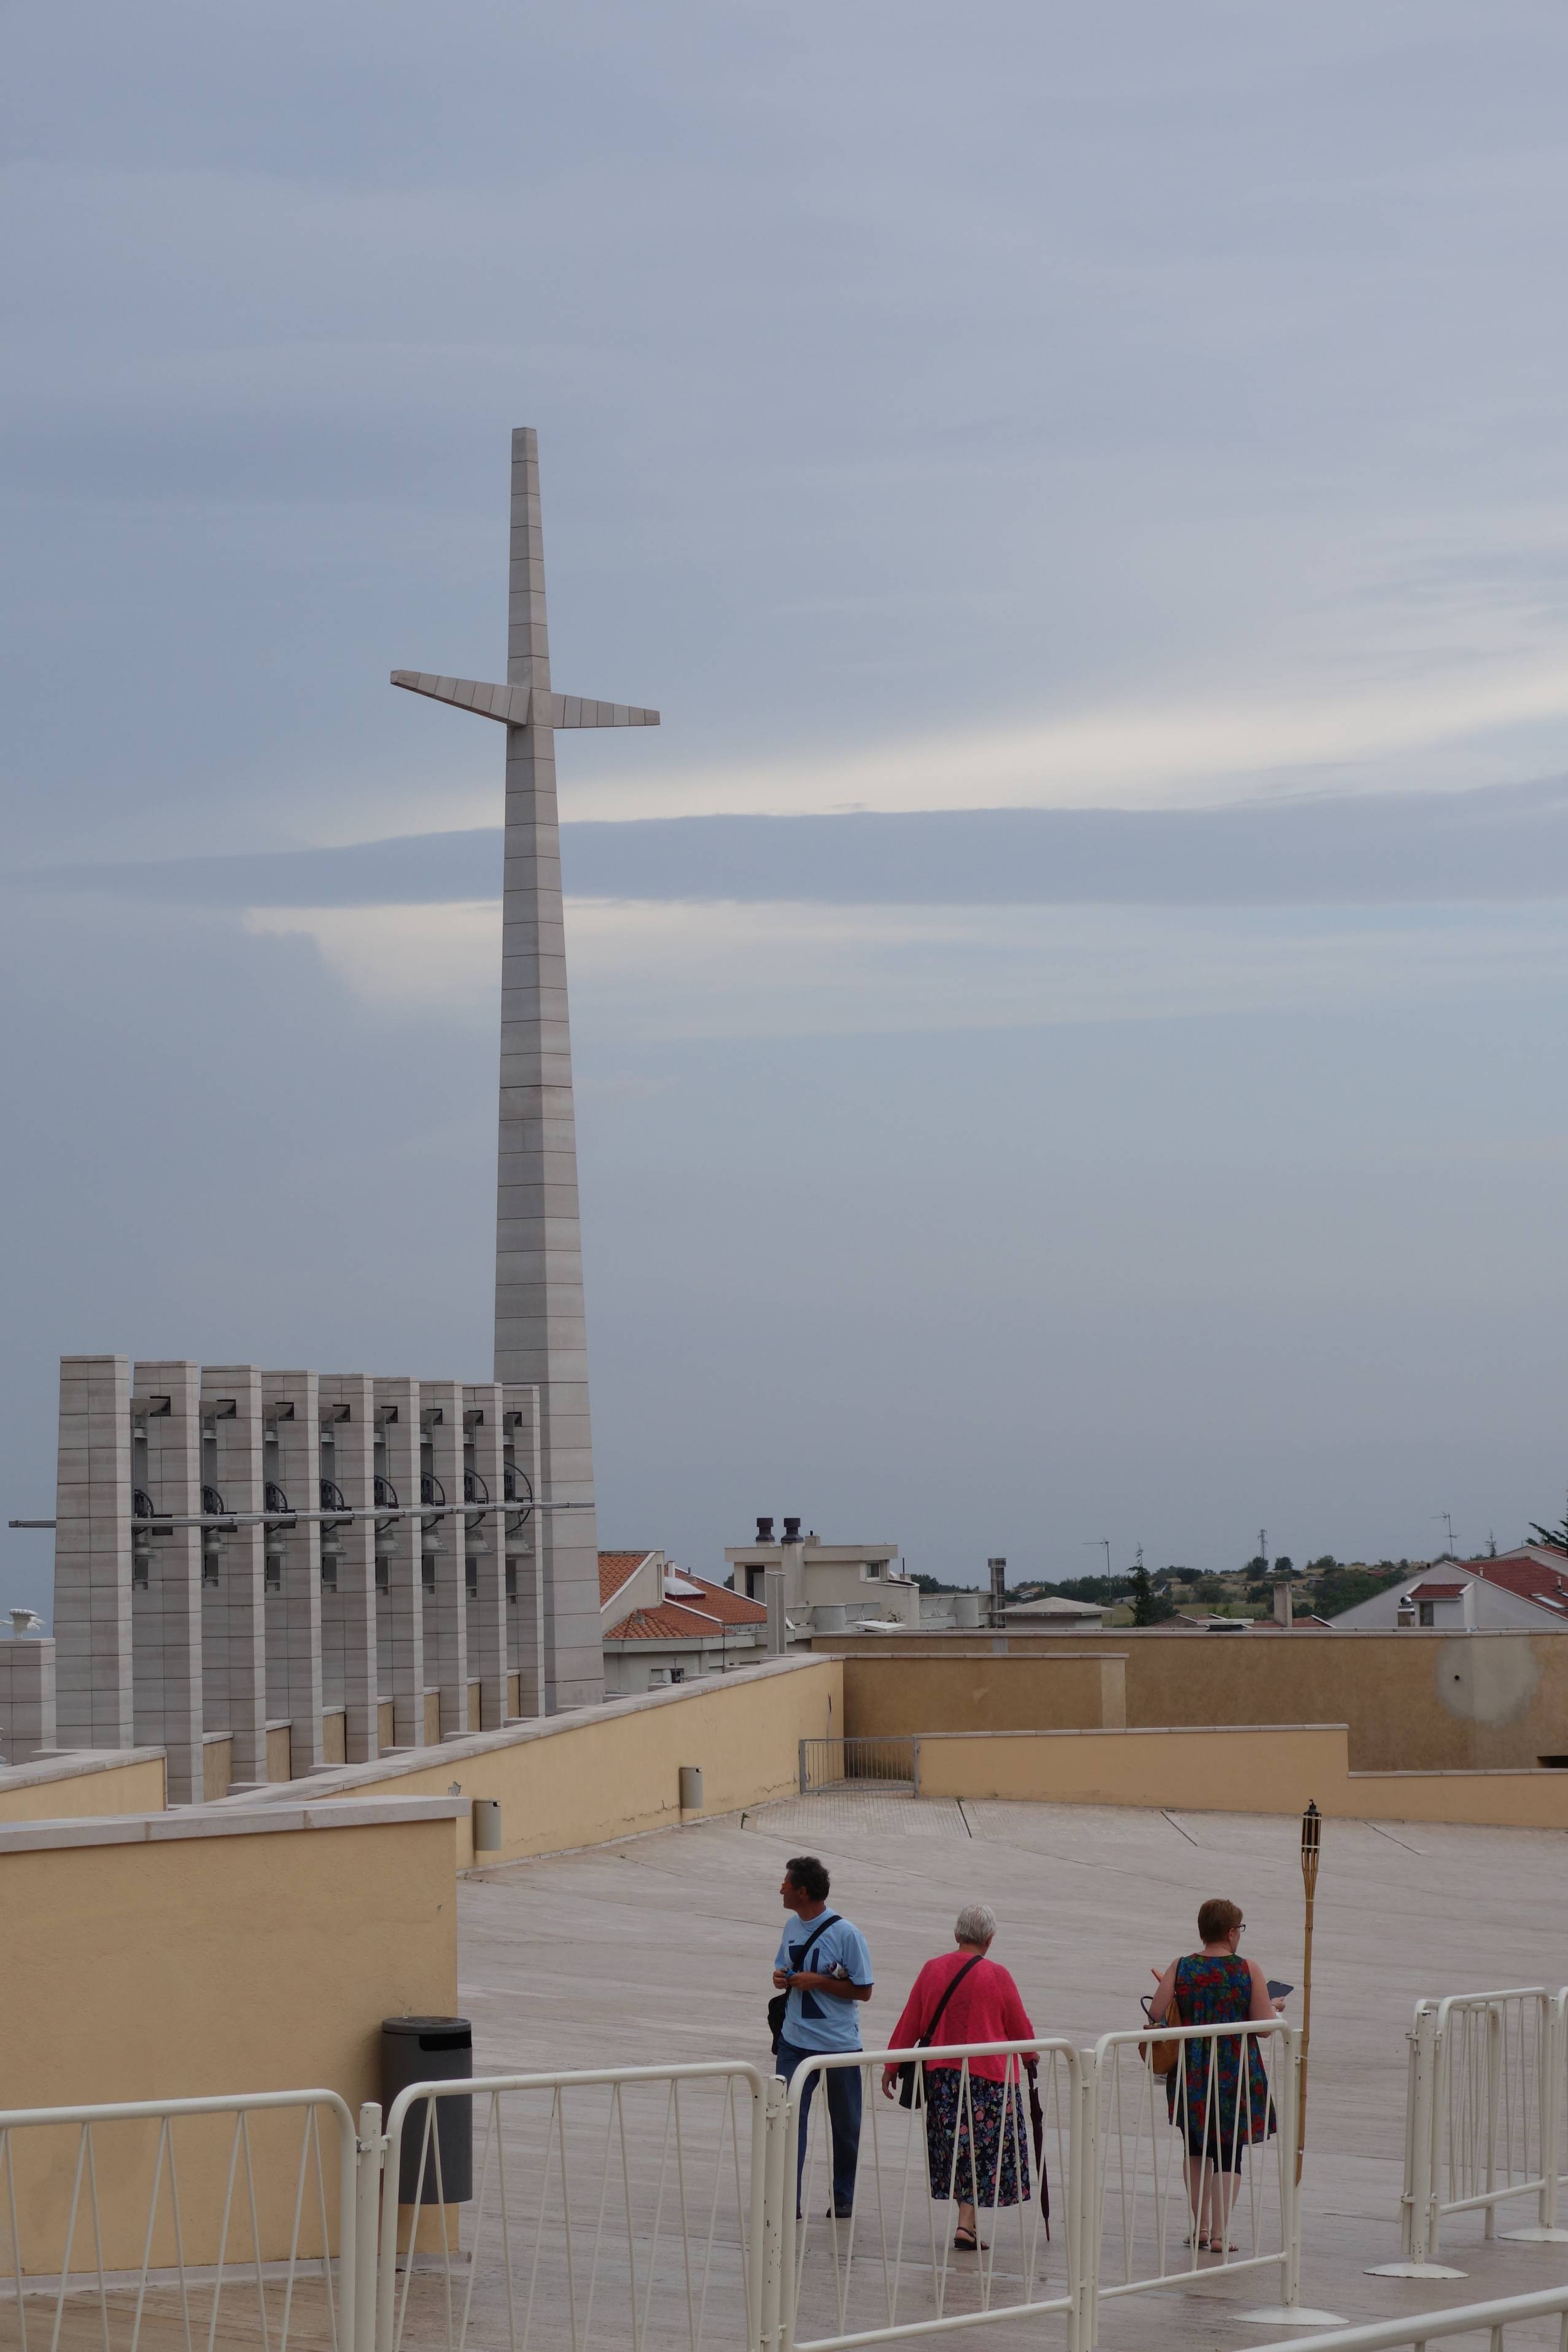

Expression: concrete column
xmin=0 ymin=1638 xmax=57 ymax=1762
xmin=131 ymin=1360 xmax=204 ymax=1805
xmin=53 ymin=1353 xmax=133 ymax=1752
xmin=374 ymin=1377 xmax=424 ymax=1749
xmin=261 ymin=1371 xmax=322 ymax=1777
xmin=503 ymin=1382 xmax=545 ymax=1715
xmin=320 ymin=1373 xmax=379 ymax=1764
xmin=464 ymin=1382 xmax=508 ymax=1731
xmin=421 ymin=1382 xmax=469 ymax=1740
xmin=765 ymin=1568 xmax=786 ymax=1658
xmin=200 ymin=1365 xmax=266 ymax=1789
xmin=494 ymin=430 xmax=603 ymax=1715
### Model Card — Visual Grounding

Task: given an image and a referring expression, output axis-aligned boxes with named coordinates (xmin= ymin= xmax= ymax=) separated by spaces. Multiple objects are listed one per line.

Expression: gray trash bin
xmin=381 ymin=2016 xmax=473 ymax=2203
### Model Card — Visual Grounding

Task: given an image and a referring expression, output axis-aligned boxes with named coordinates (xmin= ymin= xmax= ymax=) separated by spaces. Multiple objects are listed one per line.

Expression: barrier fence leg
xmin=758 ymin=2074 xmax=788 ymax=2352
xmin=1500 ymin=1995 xmax=1568 ymax=2243
xmin=1069 ymin=2060 xmax=1095 ymax=2352
xmin=1240 ymin=2025 xmax=1344 ymax=2329
xmin=355 ymin=2102 xmax=384 ymax=2352
xmin=1370 ymin=2006 xmax=1467 ymax=2280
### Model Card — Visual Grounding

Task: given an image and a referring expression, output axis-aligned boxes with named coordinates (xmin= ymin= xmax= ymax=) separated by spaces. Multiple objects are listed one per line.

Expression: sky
xmin=6 ymin=1 xmax=1568 ymax=1609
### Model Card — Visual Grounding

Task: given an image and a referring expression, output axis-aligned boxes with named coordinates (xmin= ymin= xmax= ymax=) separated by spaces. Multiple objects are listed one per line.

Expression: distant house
xmin=1329 ymin=1548 xmax=1568 ymax=1632
xmin=600 ymin=1551 xmax=769 ymax=1692
xmin=1002 ymin=1595 xmax=1106 ymax=1629
xmin=723 ymin=1524 xmax=920 ymax=1630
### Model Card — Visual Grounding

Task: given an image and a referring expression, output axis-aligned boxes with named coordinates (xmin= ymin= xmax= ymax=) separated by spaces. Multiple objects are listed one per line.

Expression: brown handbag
xmin=1140 ymin=1990 xmax=1179 ymax=2076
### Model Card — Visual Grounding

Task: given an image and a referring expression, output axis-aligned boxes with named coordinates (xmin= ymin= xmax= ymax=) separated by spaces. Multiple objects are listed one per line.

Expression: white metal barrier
xmin=0 ymin=2089 xmax=357 ymax=2352
xmin=1084 ymin=2019 xmax=1311 ymax=2343
xmin=1224 ymin=2281 xmax=1568 ymax=2351
xmin=797 ymin=1741 xmax=920 ymax=1794
xmin=780 ymin=2038 xmax=1081 ymax=2352
xmin=1389 ymin=1986 xmax=1568 ymax=2267
xmin=373 ymin=2063 xmax=769 ymax=2352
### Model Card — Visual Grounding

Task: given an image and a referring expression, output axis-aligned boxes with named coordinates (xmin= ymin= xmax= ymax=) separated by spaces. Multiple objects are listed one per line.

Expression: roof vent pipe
xmin=782 ymin=1516 xmax=803 ymax=1543
xmin=756 ymin=1516 xmax=774 ymax=1543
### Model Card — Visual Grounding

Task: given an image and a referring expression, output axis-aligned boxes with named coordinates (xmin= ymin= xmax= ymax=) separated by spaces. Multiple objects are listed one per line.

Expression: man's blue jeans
xmin=776 ymin=2036 xmax=862 ymax=2216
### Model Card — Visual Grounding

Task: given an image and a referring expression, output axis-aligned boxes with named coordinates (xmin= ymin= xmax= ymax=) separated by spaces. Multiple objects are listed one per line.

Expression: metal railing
xmin=0 ymin=2089 xmax=357 ymax=2352
xmin=1224 ymin=2282 xmax=1568 ymax=2351
xmin=1389 ymin=1986 xmax=1568 ymax=2265
xmin=1084 ymin=2018 xmax=1297 ymax=2345
xmin=780 ymin=2039 xmax=1080 ymax=2352
xmin=797 ymin=1740 xmax=920 ymax=1794
xmin=373 ymin=2063 xmax=769 ymax=2352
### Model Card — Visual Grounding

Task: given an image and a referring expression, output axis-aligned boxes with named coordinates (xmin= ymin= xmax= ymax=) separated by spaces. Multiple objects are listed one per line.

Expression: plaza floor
xmin=456 ymin=1790 xmax=1568 ymax=2351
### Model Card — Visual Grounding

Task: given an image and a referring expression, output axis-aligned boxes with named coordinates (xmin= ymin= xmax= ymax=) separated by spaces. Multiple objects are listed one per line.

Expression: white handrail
xmin=1084 ymin=2016 xmax=1298 ymax=2344
xmin=1224 ymin=2280 xmax=1568 ymax=2350
xmin=375 ymin=2060 xmax=770 ymax=2352
xmin=777 ymin=2036 xmax=1082 ymax=2352
xmin=0 ymin=2087 xmax=358 ymax=2352
xmin=1386 ymin=1984 xmax=1568 ymax=2264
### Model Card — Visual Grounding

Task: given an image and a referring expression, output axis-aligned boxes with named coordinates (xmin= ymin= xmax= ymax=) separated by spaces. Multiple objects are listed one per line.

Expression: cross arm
xmin=391 ymin=672 xmax=658 ymax=728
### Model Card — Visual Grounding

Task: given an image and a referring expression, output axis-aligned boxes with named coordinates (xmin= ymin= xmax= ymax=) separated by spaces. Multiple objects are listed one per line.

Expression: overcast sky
xmin=6 ymin=2 xmax=1568 ymax=1607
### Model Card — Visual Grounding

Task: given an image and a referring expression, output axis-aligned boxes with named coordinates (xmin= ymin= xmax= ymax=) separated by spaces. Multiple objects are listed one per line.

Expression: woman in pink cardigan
xmin=881 ymin=1904 xmax=1035 ymax=2250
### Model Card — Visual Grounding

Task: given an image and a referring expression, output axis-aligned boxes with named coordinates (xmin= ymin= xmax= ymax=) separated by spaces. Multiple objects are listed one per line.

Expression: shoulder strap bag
xmin=768 ymin=1914 xmax=840 ymax=2054
xmin=1140 ymin=1980 xmax=1181 ymax=2077
xmin=896 ymin=1953 xmax=985 ymax=2109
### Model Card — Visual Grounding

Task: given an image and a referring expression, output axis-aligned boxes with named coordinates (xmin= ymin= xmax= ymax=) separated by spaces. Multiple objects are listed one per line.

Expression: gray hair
xmin=954 ymin=1902 xmax=996 ymax=1948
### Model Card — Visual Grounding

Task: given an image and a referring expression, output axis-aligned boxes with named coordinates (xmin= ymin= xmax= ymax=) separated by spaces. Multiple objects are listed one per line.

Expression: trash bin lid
xmin=382 ymin=2015 xmax=472 ymax=2036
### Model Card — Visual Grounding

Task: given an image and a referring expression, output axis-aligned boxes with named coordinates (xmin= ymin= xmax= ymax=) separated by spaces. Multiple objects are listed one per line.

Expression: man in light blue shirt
xmin=772 ymin=1855 xmax=874 ymax=2217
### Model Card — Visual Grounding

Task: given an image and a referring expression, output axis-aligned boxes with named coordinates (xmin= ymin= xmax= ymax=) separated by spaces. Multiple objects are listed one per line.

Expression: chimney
xmin=988 ymin=1557 xmax=1007 ymax=1629
xmin=755 ymin=1516 xmax=774 ymax=1543
xmin=1272 ymin=1581 xmax=1293 ymax=1629
xmin=782 ymin=1516 xmax=802 ymax=1543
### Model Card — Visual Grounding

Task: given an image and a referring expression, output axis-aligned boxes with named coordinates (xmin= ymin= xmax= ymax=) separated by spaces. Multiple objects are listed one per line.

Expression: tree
xmin=1130 ymin=1565 xmax=1176 ymax=1625
xmin=1273 ymin=1555 xmax=1294 ymax=1577
xmin=1316 ymin=1562 xmax=1408 ymax=1620
xmin=1529 ymin=1518 xmax=1568 ymax=1556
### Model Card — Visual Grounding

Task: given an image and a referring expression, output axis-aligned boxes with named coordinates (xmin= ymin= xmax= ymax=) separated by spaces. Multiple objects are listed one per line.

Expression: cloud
xmin=245 ymin=894 xmax=1568 ymax=1037
xmin=23 ymin=772 xmax=1568 ymax=909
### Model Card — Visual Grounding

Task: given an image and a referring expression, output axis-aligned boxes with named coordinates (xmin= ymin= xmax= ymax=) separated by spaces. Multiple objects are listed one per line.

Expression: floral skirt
xmin=922 ymin=2070 xmax=1030 ymax=2209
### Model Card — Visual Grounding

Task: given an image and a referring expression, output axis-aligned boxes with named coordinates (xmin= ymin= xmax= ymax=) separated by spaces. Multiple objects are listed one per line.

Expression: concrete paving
xmin=458 ymin=1791 xmax=1568 ymax=2350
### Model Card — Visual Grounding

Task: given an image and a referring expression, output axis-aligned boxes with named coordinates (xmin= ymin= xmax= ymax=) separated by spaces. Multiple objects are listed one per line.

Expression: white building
xmin=600 ymin=1551 xmax=769 ymax=1692
xmin=723 ymin=1519 xmax=919 ymax=1632
xmin=1330 ymin=1549 xmax=1568 ymax=1632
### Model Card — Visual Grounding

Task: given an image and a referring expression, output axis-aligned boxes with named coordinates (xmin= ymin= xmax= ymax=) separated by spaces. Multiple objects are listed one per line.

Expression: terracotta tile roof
xmin=1409 ymin=1583 xmax=1464 ymax=1601
xmin=675 ymin=1573 xmax=767 ymax=1626
xmin=599 ymin=1550 xmax=654 ymax=1607
xmin=605 ymin=1598 xmax=766 ymax=1643
xmin=1468 ymin=1551 xmax=1568 ymax=1611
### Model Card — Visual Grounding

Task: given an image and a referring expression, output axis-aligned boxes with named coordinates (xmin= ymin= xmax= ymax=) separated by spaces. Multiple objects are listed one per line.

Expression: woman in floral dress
xmin=882 ymin=1904 xmax=1035 ymax=2251
xmin=1148 ymin=1898 xmax=1281 ymax=2253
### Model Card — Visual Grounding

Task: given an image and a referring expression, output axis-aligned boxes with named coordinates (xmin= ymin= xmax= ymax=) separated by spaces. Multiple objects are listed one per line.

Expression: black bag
xmin=896 ymin=1953 xmax=984 ymax=2109
xmin=768 ymin=1914 xmax=840 ymax=2054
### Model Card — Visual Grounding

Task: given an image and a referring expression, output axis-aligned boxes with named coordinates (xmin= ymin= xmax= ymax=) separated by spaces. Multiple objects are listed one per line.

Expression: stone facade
xmin=48 ymin=1353 xmax=547 ymax=1792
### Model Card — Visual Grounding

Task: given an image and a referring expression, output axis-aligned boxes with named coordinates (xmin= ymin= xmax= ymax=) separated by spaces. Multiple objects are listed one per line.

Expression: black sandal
xmin=953 ymin=2226 xmax=987 ymax=2251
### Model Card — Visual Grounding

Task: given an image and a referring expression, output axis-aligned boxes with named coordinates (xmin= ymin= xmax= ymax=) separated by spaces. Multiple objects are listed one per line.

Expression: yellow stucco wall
xmin=826 ymin=1630 xmax=1568 ymax=1772
xmin=298 ymin=1656 xmax=844 ymax=1868
xmin=0 ymin=1752 xmax=166 ymax=1824
xmin=915 ymin=1723 xmax=1568 ymax=1828
xmin=844 ymin=1653 xmax=1125 ymax=1737
xmin=917 ymin=1724 xmax=1350 ymax=1812
xmin=0 ymin=1809 xmax=457 ymax=2270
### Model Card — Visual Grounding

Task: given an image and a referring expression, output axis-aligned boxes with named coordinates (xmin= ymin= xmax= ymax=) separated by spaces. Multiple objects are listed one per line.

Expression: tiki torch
xmin=1296 ymin=1799 xmax=1321 ymax=2183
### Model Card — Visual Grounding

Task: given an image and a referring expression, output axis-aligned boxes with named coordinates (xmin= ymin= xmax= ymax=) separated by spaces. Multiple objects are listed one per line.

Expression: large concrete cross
xmin=392 ymin=427 xmax=657 ymax=1713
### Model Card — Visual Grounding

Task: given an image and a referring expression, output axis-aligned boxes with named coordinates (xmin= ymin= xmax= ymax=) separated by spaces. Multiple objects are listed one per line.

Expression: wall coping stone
xmin=214 ymin=1653 xmax=834 ymax=1805
xmin=0 ymin=1796 xmax=467 ymax=1856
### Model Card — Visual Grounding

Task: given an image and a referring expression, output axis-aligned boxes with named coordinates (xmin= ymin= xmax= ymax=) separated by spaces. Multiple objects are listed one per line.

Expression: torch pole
xmin=1296 ymin=1799 xmax=1321 ymax=2185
